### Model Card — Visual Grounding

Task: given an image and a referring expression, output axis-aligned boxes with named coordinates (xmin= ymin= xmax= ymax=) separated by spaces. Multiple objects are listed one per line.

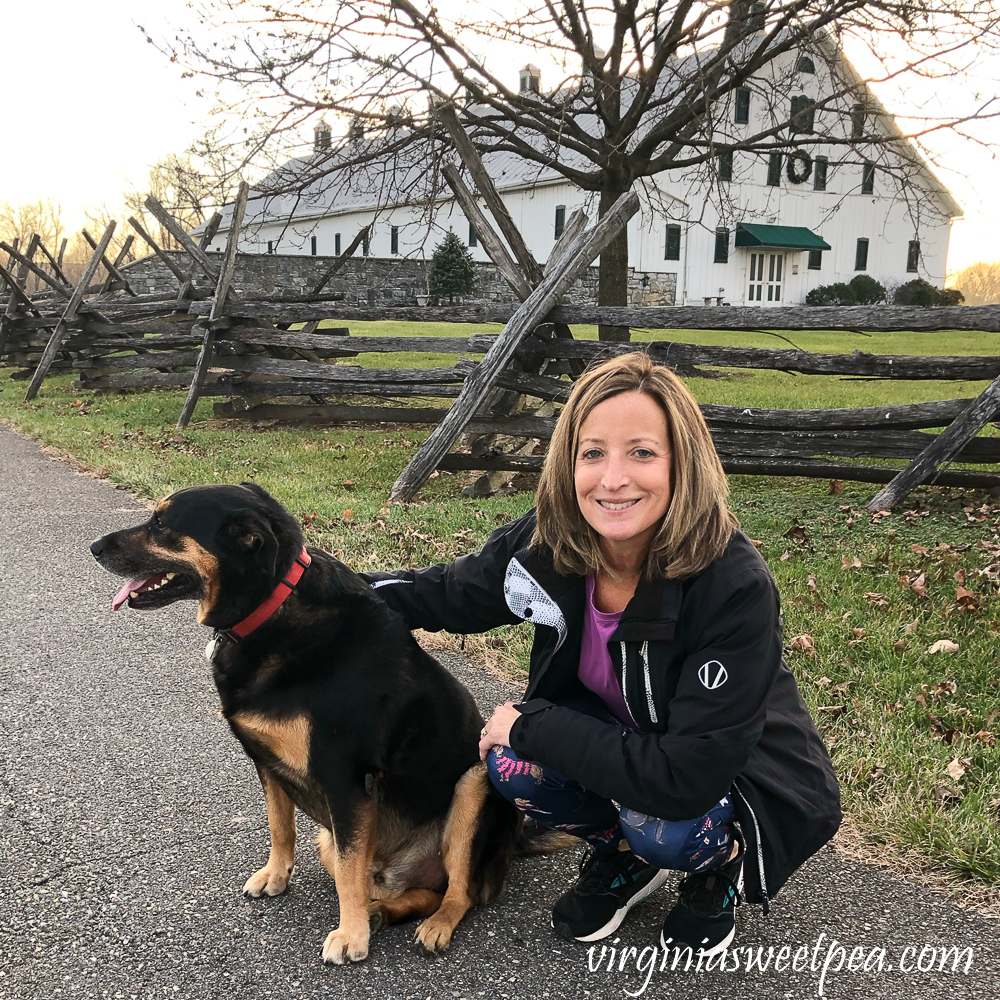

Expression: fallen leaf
xmin=956 ymin=586 xmax=980 ymax=610
xmin=946 ymin=759 xmax=966 ymax=781
xmin=851 ymin=627 xmax=866 ymax=638
xmin=864 ymin=592 xmax=888 ymax=608
xmin=341 ymin=509 xmax=356 ymax=522
xmin=973 ymin=730 xmax=996 ymax=746
xmin=903 ymin=619 xmax=920 ymax=634
xmin=790 ymin=634 xmax=818 ymax=658
xmin=893 ymin=638 xmax=908 ymax=652
xmin=779 ymin=550 xmax=791 ymax=561
xmin=828 ymin=479 xmax=844 ymax=495
xmin=926 ymin=639 xmax=960 ymax=654
xmin=931 ymin=680 xmax=957 ymax=697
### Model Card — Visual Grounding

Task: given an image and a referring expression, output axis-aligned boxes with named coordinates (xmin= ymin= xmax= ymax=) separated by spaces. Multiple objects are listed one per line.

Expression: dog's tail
xmin=515 ymin=815 xmax=578 ymax=856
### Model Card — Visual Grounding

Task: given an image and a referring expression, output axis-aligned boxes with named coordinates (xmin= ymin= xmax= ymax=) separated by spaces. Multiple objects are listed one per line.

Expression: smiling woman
xmin=363 ymin=351 xmax=841 ymax=961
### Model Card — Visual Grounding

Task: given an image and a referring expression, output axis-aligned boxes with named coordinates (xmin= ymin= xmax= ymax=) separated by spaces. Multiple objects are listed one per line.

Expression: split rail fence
xmin=2 ymin=107 xmax=999 ymax=511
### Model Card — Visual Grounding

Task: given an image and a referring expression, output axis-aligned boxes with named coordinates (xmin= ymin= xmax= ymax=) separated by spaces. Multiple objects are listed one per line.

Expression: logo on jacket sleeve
xmin=698 ymin=660 xmax=728 ymax=690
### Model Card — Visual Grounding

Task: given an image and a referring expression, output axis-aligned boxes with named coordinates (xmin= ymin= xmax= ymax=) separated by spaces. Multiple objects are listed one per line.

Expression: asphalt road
xmin=1 ymin=422 xmax=997 ymax=1000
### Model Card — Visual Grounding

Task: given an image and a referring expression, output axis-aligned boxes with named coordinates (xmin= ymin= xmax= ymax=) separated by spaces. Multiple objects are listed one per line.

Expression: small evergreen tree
xmin=428 ymin=231 xmax=479 ymax=304
xmin=849 ymin=274 xmax=886 ymax=304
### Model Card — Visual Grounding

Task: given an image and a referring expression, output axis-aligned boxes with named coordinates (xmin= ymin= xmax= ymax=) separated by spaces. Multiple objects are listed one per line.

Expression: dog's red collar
xmin=220 ymin=546 xmax=311 ymax=643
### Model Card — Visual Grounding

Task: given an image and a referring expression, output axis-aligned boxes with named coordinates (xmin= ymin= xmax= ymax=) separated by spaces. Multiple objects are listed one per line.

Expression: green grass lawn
xmin=2 ymin=321 xmax=999 ymax=896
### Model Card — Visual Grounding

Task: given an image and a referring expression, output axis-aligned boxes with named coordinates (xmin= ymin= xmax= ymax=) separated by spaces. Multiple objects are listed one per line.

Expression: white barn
xmin=209 ymin=42 xmax=961 ymax=307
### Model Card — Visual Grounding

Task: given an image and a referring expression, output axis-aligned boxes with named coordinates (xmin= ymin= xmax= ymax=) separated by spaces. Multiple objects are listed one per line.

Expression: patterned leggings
xmin=487 ymin=743 xmax=734 ymax=873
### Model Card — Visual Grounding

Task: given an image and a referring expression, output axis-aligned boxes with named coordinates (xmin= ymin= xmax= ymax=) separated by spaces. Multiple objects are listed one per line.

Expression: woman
xmin=364 ymin=352 xmax=840 ymax=957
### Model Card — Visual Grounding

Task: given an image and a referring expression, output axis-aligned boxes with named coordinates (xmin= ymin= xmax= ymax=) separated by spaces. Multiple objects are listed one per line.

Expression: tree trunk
xmin=597 ymin=185 xmax=632 ymax=342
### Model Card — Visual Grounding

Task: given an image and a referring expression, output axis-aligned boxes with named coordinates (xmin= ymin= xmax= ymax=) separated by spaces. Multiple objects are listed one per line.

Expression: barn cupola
xmin=314 ymin=121 xmax=331 ymax=152
xmin=519 ymin=64 xmax=541 ymax=94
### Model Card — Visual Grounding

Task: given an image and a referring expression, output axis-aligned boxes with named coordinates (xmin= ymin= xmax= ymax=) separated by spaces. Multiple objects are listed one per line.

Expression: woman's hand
xmin=478 ymin=701 xmax=521 ymax=760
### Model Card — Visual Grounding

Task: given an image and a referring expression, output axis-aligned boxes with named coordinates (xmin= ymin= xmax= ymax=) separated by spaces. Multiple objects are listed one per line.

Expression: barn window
xmin=808 ymin=248 xmax=823 ymax=270
xmin=469 ymin=222 xmax=478 ymax=248
xmin=906 ymin=240 xmax=920 ymax=273
xmin=391 ymin=226 xmax=399 ymax=254
xmin=790 ymin=96 xmax=815 ymax=134
xmin=310 ymin=235 xmax=317 ymax=256
xmin=335 ymin=233 xmax=342 ymax=256
xmin=554 ymin=205 xmax=566 ymax=239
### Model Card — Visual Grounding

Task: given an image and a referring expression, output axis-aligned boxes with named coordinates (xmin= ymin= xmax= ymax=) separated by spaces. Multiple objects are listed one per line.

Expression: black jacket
xmin=363 ymin=511 xmax=841 ymax=911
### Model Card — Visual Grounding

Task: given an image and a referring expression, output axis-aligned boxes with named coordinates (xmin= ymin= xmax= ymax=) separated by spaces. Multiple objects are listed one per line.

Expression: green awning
xmin=735 ymin=224 xmax=831 ymax=251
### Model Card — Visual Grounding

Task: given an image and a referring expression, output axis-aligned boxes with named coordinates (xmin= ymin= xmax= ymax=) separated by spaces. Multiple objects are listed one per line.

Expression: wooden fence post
xmin=177 ymin=182 xmax=250 ymax=428
xmin=867 ymin=375 xmax=1000 ymax=510
xmin=25 ymin=223 xmax=117 ymax=400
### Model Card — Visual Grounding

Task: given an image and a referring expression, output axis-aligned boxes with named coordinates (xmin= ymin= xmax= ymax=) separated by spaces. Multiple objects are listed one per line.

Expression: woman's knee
xmin=486 ymin=745 xmax=548 ymax=803
xmin=619 ymin=798 xmax=734 ymax=872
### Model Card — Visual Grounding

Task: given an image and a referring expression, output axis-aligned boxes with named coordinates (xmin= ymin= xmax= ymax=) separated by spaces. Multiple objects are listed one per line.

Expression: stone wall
xmin=122 ymin=252 xmax=677 ymax=307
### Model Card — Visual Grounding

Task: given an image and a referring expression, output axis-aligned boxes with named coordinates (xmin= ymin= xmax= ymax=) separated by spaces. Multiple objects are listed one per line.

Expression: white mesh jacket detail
xmin=503 ymin=558 xmax=567 ymax=651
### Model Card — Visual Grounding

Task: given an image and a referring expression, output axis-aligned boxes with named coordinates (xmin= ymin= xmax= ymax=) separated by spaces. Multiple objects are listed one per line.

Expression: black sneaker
xmin=552 ymin=848 xmax=670 ymax=943
xmin=659 ymin=829 xmax=744 ymax=959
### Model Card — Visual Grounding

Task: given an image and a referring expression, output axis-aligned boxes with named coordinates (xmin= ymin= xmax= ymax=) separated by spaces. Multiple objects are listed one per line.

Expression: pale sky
xmin=1 ymin=2 xmax=998 ymax=273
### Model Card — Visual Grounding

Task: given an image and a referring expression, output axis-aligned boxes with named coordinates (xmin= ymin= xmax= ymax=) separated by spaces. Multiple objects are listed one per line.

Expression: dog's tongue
xmin=112 ymin=576 xmax=158 ymax=611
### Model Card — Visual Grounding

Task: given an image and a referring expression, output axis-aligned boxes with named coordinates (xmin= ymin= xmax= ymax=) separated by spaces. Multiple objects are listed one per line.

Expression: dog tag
xmin=205 ymin=636 xmax=220 ymax=661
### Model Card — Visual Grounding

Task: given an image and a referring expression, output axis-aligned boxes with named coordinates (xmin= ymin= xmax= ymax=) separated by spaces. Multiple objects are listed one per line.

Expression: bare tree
xmin=949 ymin=261 xmax=1000 ymax=304
xmin=160 ymin=0 xmax=1000 ymax=337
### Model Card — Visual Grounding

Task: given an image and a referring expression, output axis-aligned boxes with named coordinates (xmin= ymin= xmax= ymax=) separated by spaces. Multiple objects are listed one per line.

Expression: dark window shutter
xmin=554 ymin=205 xmax=566 ymax=238
xmin=718 ymin=150 xmax=733 ymax=181
xmin=767 ymin=152 xmax=782 ymax=186
xmin=335 ymin=233 xmax=341 ymax=256
xmin=907 ymin=240 xmax=920 ymax=273
xmin=391 ymin=226 xmax=399 ymax=254
xmin=469 ymin=222 xmax=478 ymax=248
xmin=808 ymin=248 xmax=822 ymax=270
xmin=310 ymin=235 xmax=317 ymax=256
xmin=735 ymin=88 xmax=751 ymax=124
xmin=861 ymin=160 xmax=875 ymax=195
xmin=665 ymin=224 xmax=681 ymax=261
xmin=714 ymin=228 xmax=729 ymax=264
xmin=851 ymin=103 xmax=866 ymax=139
xmin=814 ymin=156 xmax=828 ymax=191
xmin=855 ymin=238 xmax=869 ymax=271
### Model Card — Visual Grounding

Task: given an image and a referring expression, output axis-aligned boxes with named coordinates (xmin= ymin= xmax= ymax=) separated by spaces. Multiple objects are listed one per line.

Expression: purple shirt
xmin=579 ymin=574 xmax=641 ymax=731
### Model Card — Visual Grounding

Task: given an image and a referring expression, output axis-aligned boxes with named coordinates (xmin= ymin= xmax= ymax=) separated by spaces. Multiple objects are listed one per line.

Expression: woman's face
xmin=573 ymin=390 xmax=673 ymax=566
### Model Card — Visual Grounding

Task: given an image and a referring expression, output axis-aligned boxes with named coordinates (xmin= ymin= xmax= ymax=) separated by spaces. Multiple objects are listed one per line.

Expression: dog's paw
xmin=369 ymin=904 xmax=389 ymax=934
xmin=321 ymin=927 xmax=369 ymax=965
xmin=414 ymin=914 xmax=455 ymax=955
xmin=243 ymin=864 xmax=292 ymax=897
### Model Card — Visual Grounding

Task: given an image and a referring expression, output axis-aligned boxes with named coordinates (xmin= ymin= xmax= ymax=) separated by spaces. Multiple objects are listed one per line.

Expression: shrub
xmin=893 ymin=278 xmax=963 ymax=306
xmin=805 ymin=282 xmax=858 ymax=306
xmin=428 ymin=231 xmax=479 ymax=303
xmin=849 ymin=274 xmax=886 ymax=304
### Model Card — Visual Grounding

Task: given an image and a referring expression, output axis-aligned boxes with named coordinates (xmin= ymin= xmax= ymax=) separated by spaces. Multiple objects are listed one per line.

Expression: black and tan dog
xmin=90 ymin=482 xmax=523 ymax=964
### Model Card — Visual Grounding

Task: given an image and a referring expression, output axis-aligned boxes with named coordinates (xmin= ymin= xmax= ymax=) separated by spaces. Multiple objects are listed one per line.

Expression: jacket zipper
xmin=619 ymin=641 xmax=634 ymax=724
xmin=732 ymin=780 xmax=770 ymax=915
xmin=640 ymin=640 xmax=658 ymax=724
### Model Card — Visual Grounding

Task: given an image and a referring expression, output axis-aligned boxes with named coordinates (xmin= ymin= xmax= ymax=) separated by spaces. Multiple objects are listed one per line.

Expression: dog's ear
xmin=228 ymin=515 xmax=280 ymax=578
xmin=240 ymin=481 xmax=276 ymax=503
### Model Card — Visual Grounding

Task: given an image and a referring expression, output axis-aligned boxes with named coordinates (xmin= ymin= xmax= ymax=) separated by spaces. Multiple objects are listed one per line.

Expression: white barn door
xmin=746 ymin=252 xmax=785 ymax=304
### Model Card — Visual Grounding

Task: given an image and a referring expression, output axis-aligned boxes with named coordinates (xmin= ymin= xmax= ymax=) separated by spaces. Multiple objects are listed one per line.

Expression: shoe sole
xmin=659 ymin=921 xmax=736 ymax=959
xmin=552 ymin=869 xmax=672 ymax=943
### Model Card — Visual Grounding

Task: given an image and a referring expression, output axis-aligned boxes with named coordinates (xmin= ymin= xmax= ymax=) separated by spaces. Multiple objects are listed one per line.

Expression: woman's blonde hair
xmin=533 ymin=351 xmax=738 ymax=580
